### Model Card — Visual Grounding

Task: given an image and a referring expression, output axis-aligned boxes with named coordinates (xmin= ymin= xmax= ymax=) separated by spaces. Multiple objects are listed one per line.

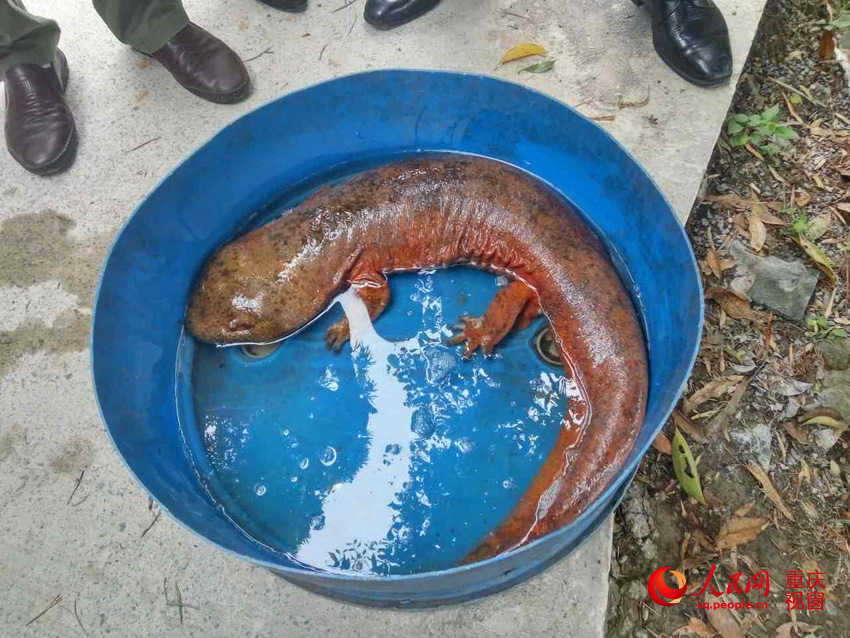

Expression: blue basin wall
xmin=92 ymin=70 xmax=703 ymax=606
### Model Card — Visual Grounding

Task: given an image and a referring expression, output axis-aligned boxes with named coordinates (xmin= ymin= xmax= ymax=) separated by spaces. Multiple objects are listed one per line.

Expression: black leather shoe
xmin=364 ymin=0 xmax=441 ymax=30
xmin=151 ymin=23 xmax=250 ymax=104
xmin=257 ymin=0 xmax=307 ymax=12
xmin=633 ymin=0 xmax=732 ymax=87
xmin=4 ymin=50 xmax=77 ymax=176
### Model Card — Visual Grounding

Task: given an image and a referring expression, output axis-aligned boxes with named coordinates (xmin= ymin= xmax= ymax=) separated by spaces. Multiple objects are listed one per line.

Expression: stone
xmin=813 ymin=427 xmax=840 ymax=452
xmin=729 ymin=242 xmax=820 ymax=320
xmin=819 ymin=369 xmax=850 ymax=421
xmin=730 ymin=423 xmax=772 ymax=470
xmin=818 ymin=338 xmax=850 ymax=371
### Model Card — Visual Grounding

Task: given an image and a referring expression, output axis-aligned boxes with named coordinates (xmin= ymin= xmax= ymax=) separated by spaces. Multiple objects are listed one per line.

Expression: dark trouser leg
xmin=92 ymin=0 xmax=188 ymax=54
xmin=0 ymin=0 xmax=60 ymax=75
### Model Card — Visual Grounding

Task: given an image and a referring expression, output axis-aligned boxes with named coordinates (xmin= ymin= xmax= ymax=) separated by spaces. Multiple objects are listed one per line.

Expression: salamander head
xmin=186 ymin=231 xmax=326 ymax=345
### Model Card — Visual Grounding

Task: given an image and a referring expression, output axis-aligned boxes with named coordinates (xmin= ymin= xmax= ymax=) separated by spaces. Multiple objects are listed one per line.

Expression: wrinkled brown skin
xmin=187 ymin=156 xmax=648 ymax=563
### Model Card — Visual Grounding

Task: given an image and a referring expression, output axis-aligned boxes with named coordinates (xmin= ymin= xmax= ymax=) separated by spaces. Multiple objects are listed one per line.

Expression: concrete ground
xmin=0 ymin=0 xmax=765 ymax=635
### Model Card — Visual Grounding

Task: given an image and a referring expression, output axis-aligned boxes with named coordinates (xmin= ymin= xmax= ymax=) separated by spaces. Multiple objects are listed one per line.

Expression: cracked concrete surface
xmin=1 ymin=0 xmax=765 ymax=635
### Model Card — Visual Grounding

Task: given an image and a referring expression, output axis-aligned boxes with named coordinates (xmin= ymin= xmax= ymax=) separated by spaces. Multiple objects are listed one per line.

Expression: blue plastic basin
xmin=91 ymin=70 xmax=703 ymax=608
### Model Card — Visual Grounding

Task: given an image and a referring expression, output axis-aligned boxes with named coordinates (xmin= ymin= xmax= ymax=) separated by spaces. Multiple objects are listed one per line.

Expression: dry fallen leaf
xmin=499 ymin=43 xmax=546 ymax=65
xmin=794 ymin=234 xmax=838 ymax=284
xmin=673 ymin=617 xmax=716 ymax=637
xmin=734 ymin=501 xmax=755 ymax=518
xmin=705 ymin=595 xmax=744 ymax=638
xmin=774 ymin=621 xmax=820 ymax=638
xmin=683 ymin=375 xmax=744 ymax=415
xmin=706 ymin=248 xmax=723 ymax=279
xmin=705 ymin=194 xmax=751 ymax=209
xmin=784 ymin=421 xmax=809 ymax=445
xmin=653 ymin=431 xmax=672 ymax=455
xmin=674 ymin=410 xmax=708 ymax=443
xmin=706 ymin=287 xmax=763 ymax=322
xmin=801 ymin=415 xmax=845 ymax=429
xmin=715 ymin=516 xmax=770 ymax=551
xmin=759 ymin=209 xmax=786 ymax=225
xmin=747 ymin=463 xmax=795 ymax=521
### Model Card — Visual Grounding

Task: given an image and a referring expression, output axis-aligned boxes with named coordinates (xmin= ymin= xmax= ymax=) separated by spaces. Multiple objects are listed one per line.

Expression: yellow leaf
xmin=715 ymin=516 xmax=770 ymax=551
xmin=794 ymin=234 xmax=837 ymax=284
xmin=499 ymin=43 xmax=546 ymax=65
xmin=746 ymin=463 xmax=795 ymax=521
xmin=801 ymin=415 xmax=845 ymax=429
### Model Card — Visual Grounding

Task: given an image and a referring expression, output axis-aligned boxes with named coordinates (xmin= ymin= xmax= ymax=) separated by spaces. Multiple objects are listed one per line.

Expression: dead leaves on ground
xmin=705 ymin=287 xmax=764 ymax=322
xmin=683 ymin=375 xmax=745 ymax=415
xmin=673 ymin=617 xmax=716 ymax=637
xmin=715 ymin=516 xmax=770 ymax=551
xmin=705 ymin=595 xmax=745 ymax=638
xmin=774 ymin=622 xmax=820 ymax=638
xmin=746 ymin=463 xmax=795 ymax=521
xmin=793 ymin=233 xmax=838 ymax=285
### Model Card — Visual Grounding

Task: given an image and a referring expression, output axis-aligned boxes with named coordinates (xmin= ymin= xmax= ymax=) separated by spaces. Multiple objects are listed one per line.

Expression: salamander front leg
xmin=449 ymin=280 xmax=539 ymax=358
xmin=325 ymin=277 xmax=391 ymax=351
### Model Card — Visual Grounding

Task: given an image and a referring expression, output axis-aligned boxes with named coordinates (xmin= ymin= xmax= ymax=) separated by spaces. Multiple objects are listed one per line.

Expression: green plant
xmin=806 ymin=314 xmax=847 ymax=340
xmin=726 ymin=105 xmax=799 ymax=156
xmin=815 ymin=0 xmax=850 ymax=30
xmin=789 ymin=211 xmax=809 ymax=236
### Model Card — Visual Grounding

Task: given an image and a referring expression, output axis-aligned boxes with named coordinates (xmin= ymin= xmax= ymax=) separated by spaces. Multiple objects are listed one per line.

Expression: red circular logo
xmin=647 ymin=567 xmax=687 ymax=606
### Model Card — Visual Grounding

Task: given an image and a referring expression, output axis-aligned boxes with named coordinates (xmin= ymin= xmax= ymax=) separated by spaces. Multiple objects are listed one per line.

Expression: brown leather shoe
xmin=4 ymin=50 xmax=77 ymax=176
xmin=151 ymin=23 xmax=250 ymax=104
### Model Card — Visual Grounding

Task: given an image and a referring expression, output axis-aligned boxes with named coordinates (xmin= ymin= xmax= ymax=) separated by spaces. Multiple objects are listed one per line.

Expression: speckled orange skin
xmin=186 ymin=156 xmax=648 ymax=563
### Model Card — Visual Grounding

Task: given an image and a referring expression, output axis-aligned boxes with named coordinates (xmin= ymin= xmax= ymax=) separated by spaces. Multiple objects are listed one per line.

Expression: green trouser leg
xmin=0 ymin=0 xmax=60 ymax=75
xmin=92 ymin=0 xmax=189 ymax=55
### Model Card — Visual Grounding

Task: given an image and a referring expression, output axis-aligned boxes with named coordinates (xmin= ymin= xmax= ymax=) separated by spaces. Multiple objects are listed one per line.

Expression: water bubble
xmin=423 ymin=346 xmax=458 ymax=385
xmin=502 ymin=478 xmax=514 ymax=489
xmin=255 ymin=484 xmax=267 ymax=496
xmin=456 ymin=438 xmax=474 ymax=453
xmin=282 ymin=428 xmax=290 ymax=436
xmin=299 ymin=458 xmax=309 ymax=470
xmin=320 ymin=446 xmax=337 ymax=467
xmin=310 ymin=514 xmax=325 ymax=530
xmin=290 ymin=476 xmax=298 ymax=483
xmin=411 ymin=409 xmax=436 ymax=437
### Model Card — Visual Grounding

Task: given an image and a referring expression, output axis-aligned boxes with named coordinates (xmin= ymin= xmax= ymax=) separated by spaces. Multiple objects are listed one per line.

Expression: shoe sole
xmin=364 ymin=0 xmax=441 ymax=30
xmin=16 ymin=48 xmax=79 ymax=176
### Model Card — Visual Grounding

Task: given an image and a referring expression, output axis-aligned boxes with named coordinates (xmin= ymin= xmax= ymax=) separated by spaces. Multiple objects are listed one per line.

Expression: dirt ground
xmin=606 ymin=1 xmax=850 ymax=636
